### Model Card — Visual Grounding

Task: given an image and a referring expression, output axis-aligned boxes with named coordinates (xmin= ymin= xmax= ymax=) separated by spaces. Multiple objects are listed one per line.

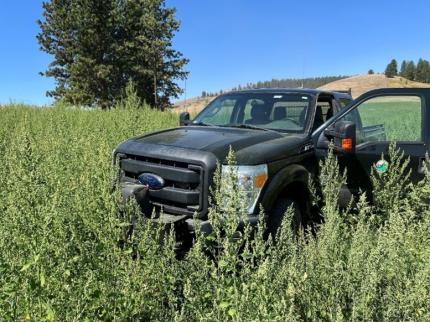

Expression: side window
xmin=340 ymin=95 xmax=422 ymax=144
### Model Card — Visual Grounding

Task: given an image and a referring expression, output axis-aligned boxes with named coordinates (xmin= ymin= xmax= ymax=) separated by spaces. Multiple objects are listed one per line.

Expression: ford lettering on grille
xmin=138 ymin=173 xmax=165 ymax=190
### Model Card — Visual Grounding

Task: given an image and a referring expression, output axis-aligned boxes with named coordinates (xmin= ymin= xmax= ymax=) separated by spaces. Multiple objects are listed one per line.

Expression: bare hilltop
xmin=318 ymin=74 xmax=430 ymax=98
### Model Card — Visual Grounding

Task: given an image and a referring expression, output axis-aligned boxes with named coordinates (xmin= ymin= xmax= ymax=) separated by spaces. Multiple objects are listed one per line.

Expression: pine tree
xmin=405 ymin=61 xmax=416 ymax=80
xmin=37 ymin=0 xmax=114 ymax=107
xmin=414 ymin=58 xmax=430 ymax=83
xmin=112 ymin=0 xmax=188 ymax=110
xmin=38 ymin=0 xmax=188 ymax=109
xmin=415 ymin=59 xmax=426 ymax=82
xmin=399 ymin=60 xmax=407 ymax=77
xmin=384 ymin=59 xmax=398 ymax=78
xmin=368 ymin=69 xmax=375 ymax=75
xmin=425 ymin=60 xmax=430 ymax=83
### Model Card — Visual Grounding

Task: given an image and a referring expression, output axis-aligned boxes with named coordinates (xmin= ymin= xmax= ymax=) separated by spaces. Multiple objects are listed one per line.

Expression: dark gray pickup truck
xmin=113 ymin=88 xmax=430 ymax=246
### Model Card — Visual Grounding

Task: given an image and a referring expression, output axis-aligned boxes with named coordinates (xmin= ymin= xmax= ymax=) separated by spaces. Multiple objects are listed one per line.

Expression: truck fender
xmin=260 ymin=164 xmax=311 ymax=215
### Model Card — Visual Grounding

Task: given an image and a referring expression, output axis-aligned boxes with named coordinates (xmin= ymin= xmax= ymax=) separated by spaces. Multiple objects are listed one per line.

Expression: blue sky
xmin=0 ymin=1 xmax=429 ymax=105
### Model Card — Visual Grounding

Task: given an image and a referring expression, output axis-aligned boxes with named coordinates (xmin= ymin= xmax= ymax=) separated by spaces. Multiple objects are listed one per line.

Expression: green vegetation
xmin=1 ymin=106 xmax=430 ymax=321
xmin=358 ymin=98 xmax=422 ymax=142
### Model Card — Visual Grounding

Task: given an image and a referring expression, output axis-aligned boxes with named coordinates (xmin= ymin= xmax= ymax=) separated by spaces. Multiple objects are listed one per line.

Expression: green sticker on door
xmin=375 ymin=158 xmax=389 ymax=174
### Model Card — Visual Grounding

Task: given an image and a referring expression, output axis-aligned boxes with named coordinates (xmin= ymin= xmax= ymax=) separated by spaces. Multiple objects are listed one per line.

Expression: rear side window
xmin=339 ymin=98 xmax=352 ymax=108
xmin=316 ymin=101 xmax=332 ymax=122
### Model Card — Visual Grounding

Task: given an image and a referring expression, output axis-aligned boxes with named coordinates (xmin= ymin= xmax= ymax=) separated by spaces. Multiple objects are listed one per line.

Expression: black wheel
xmin=266 ymin=198 xmax=302 ymax=239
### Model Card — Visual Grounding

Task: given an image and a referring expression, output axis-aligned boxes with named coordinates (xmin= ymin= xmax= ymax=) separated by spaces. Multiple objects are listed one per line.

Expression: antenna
xmin=302 ymin=59 xmax=305 ymax=82
xmin=301 ymin=36 xmax=308 ymax=87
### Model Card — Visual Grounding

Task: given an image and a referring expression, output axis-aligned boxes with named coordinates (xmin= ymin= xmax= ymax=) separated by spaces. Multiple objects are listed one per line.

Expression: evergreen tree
xmin=38 ymin=0 xmax=188 ymax=109
xmin=414 ymin=58 xmax=430 ymax=83
xmin=425 ymin=60 xmax=430 ymax=83
xmin=405 ymin=61 xmax=416 ymax=80
xmin=399 ymin=60 xmax=407 ymax=77
xmin=368 ymin=69 xmax=375 ymax=75
xmin=37 ymin=0 xmax=114 ymax=107
xmin=384 ymin=59 xmax=398 ymax=78
xmin=415 ymin=59 xmax=425 ymax=82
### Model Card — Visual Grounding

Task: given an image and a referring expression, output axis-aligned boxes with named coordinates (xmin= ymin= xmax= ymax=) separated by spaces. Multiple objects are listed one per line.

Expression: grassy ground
xmin=0 ymin=105 xmax=429 ymax=321
xmin=358 ymin=98 xmax=422 ymax=142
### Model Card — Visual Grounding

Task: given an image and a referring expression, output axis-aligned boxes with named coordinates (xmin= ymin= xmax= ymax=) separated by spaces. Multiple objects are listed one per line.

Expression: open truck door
xmin=313 ymin=88 xmax=430 ymax=205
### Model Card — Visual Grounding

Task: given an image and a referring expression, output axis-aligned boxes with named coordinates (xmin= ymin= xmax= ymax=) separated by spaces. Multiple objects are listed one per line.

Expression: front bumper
xmin=184 ymin=214 xmax=260 ymax=237
xmin=120 ymin=182 xmax=260 ymax=240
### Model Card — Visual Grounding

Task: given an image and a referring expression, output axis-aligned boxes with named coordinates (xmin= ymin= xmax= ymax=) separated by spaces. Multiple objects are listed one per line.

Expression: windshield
xmin=192 ymin=93 xmax=313 ymax=132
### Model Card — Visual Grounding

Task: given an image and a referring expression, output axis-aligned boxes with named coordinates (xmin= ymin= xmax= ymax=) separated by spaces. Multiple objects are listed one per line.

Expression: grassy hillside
xmin=0 ymin=105 xmax=429 ymax=320
xmin=174 ymin=95 xmax=215 ymax=115
xmin=319 ymin=74 xmax=430 ymax=98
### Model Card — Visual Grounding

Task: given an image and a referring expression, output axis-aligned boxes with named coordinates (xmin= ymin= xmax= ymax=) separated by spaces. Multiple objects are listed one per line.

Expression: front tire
xmin=266 ymin=198 xmax=302 ymax=239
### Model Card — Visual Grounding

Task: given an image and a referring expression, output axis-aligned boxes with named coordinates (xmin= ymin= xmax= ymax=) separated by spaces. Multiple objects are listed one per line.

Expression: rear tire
xmin=266 ymin=198 xmax=302 ymax=239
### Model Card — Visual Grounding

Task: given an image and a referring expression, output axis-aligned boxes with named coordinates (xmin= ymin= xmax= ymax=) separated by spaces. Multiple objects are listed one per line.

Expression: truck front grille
xmin=120 ymin=155 xmax=204 ymax=216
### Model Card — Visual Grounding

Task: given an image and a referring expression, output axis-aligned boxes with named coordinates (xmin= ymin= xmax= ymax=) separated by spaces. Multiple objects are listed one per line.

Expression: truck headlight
xmin=221 ymin=164 xmax=268 ymax=214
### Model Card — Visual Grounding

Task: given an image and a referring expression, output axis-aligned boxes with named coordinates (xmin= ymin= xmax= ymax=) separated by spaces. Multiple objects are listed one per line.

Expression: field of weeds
xmin=0 ymin=105 xmax=429 ymax=321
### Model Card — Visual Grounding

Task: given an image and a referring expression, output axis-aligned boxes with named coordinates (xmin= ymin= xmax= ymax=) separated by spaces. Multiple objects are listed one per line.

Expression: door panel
xmin=355 ymin=142 xmax=426 ymax=184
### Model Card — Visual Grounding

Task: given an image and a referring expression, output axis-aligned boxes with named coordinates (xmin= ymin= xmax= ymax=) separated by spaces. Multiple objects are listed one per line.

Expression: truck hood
xmin=116 ymin=126 xmax=308 ymax=165
xmin=138 ymin=126 xmax=281 ymax=150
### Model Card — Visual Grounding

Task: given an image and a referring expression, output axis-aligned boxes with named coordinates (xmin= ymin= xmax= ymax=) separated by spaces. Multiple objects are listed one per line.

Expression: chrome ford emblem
xmin=137 ymin=173 xmax=165 ymax=190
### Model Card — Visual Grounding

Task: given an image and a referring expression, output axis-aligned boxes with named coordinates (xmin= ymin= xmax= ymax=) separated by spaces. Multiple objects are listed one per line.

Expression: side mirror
xmin=179 ymin=112 xmax=190 ymax=126
xmin=324 ymin=121 xmax=356 ymax=154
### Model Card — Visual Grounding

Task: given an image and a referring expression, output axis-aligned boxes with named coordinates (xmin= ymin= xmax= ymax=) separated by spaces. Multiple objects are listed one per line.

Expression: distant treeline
xmin=385 ymin=58 xmax=430 ymax=83
xmin=201 ymin=76 xmax=348 ymax=97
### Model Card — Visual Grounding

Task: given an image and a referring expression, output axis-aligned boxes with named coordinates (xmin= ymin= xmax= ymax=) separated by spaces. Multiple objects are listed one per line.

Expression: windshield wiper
xmin=191 ymin=121 xmax=211 ymax=126
xmin=221 ymin=123 xmax=270 ymax=131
